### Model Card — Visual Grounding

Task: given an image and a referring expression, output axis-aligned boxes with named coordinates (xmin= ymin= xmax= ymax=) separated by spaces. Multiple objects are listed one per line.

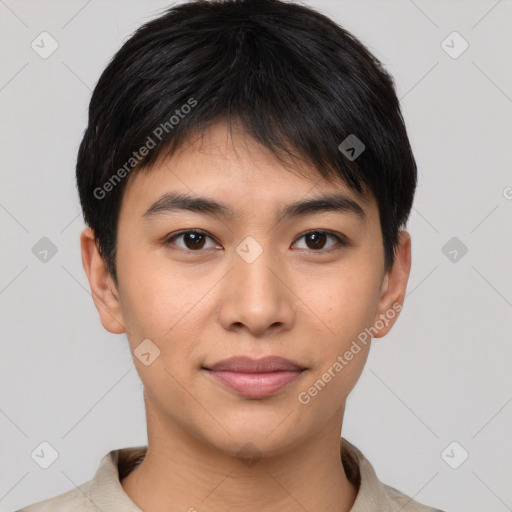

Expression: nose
xmin=217 ymin=243 xmax=296 ymax=337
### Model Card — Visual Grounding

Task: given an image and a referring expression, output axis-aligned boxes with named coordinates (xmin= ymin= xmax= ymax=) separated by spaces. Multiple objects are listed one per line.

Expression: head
xmin=79 ymin=0 xmax=415 ymax=458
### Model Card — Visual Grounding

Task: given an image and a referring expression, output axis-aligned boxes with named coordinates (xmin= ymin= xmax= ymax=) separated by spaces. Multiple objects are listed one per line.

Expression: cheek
xmin=117 ymin=252 xmax=215 ymax=368
xmin=297 ymin=263 xmax=382 ymax=342
xmin=117 ymin=239 xmax=182 ymax=330
xmin=295 ymin=263 xmax=381 ymax=400
xmin=295 ymin=271 xmax=377 ymax=409
xmin=120 ymin=274 xmax=195 ymax=341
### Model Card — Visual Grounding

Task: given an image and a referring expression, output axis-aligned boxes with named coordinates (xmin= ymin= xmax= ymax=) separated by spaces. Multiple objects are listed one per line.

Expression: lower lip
xmin=205 ymin=369 xmax=304 ymax=399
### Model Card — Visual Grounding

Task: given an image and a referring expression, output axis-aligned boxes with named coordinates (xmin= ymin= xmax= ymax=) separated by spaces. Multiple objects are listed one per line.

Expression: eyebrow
xmin=142 ymin=191 xmax=367 ymax=222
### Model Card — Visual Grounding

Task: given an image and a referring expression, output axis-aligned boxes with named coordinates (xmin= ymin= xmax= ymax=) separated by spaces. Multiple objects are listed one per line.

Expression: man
xmin=18 ymin=0 xmax=445 ymax=510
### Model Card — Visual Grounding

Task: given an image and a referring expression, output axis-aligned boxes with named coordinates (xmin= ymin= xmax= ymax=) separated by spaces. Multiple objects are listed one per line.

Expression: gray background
xmin=1 ymin=1 xmax=511 ymax=511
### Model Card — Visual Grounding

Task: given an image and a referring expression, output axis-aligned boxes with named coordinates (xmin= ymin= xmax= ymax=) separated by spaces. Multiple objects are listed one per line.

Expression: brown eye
xmin=166 ymin=230 xmax=218 ymax=251
xmin=293 ymin=230 xmax=345 ymax=252
xmin=165 ymin=229 xmax=346 ymax=254
xmin=305 ymin=232 xmax=328 ymax=250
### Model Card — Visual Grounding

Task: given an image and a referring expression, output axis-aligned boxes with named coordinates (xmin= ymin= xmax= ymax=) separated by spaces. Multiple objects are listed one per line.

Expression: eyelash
xmin=164 ymin=229 xmax=348 ymax=254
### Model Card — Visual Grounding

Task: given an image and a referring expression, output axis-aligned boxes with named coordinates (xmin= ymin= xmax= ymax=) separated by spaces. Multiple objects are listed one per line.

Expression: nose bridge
xmin=218 ymin=235 xmax=295 ymax=334
xmin=235 ymin=240 xmax=279 ymax=297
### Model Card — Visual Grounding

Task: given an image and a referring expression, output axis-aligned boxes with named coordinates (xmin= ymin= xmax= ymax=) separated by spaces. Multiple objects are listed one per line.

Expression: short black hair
xmin=76 ymin=0 xmax=417 ymax=287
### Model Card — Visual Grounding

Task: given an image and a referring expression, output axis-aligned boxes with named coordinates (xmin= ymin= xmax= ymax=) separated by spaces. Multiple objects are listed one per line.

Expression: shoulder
xmin=14 ymin=446 xmax=146 ymax=512
xmin=14 ymin=479 xmax=97 ymax=512
xmin=341 ymin=438 xmax=447 ymax=512
xmin=383 ymin=483 xmax=447 ymax=511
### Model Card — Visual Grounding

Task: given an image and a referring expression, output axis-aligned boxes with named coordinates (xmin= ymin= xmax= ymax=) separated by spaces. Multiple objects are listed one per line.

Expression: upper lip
xmin=204 ymin=356 xmax=305 ymax=373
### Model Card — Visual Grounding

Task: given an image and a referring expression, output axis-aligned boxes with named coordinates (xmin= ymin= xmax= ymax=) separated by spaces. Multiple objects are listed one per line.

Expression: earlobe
xmin=80 ymin=227 xmax=126 ymax=334
xmin=372 ymin=230 xmax=411 ymax=338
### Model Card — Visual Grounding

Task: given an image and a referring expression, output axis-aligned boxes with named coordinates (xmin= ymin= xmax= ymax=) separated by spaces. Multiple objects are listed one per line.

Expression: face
xmin=81 ymin=120 xmax=411 ymax=459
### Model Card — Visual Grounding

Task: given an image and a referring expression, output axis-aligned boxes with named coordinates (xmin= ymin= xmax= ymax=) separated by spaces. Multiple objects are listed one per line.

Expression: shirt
xmin=15 ymin=438 xmax=445 ymax=512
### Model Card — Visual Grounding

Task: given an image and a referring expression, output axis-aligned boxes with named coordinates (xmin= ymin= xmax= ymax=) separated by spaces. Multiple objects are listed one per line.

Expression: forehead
xmin=120 ymin=120 xmax=377 ymax=222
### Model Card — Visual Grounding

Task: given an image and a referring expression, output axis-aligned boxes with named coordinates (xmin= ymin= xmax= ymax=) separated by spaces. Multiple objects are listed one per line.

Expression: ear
xmin=372 ymin=230 xmax=412 ymax=338
xmin=80 ymin=227 xmax=126 ymax=334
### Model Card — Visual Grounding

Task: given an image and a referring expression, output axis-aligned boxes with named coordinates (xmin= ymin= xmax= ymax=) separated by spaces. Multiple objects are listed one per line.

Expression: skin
xmin=81 ymin=119 xmax=411 ymax=512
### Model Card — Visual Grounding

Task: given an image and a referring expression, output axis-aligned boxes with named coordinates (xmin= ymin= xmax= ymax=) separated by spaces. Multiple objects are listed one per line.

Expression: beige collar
xmin=85 ymin=438 xmax=421 ymax=511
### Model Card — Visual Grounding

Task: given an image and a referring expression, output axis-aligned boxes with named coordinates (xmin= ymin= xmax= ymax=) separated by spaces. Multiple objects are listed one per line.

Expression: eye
xmin=164 ymin=229 xmax=347 ymax=253
xmin=292 ymin=230 xmax=347 ymax=252
xmin=165 ymin=230 xmax=220 ymax=251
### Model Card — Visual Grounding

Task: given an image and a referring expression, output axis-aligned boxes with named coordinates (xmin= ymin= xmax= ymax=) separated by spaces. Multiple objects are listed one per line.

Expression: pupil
xmin=186 ymin=233 xmax=205 ymax=249
xmin=307 ymin=232 xmax=326 ymax=249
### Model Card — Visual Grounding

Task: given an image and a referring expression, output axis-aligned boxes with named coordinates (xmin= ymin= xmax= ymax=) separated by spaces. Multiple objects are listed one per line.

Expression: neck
xmin=121 ymin=401 xmax=358 ymax=512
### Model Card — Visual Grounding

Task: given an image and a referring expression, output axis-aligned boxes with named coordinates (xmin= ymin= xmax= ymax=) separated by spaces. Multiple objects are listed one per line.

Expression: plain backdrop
xmin=1 ymin=1 xmax=511 ymax=511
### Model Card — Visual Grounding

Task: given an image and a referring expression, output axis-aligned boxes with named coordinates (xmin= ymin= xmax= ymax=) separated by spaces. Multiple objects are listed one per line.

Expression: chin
xmin=199 ymin=414 xmax=308 ymax=460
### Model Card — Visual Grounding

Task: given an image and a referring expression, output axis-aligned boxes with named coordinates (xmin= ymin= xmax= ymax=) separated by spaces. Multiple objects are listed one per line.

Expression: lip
xmin=205 ymin=355 xmax=305 ymax=373
xmin=202 ymin=356 xmax=306 ymax=399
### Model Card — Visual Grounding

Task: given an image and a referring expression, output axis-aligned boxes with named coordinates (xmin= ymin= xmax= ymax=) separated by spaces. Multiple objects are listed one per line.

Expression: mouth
xmin=201 ymin=355 xmax=307 ymax=399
